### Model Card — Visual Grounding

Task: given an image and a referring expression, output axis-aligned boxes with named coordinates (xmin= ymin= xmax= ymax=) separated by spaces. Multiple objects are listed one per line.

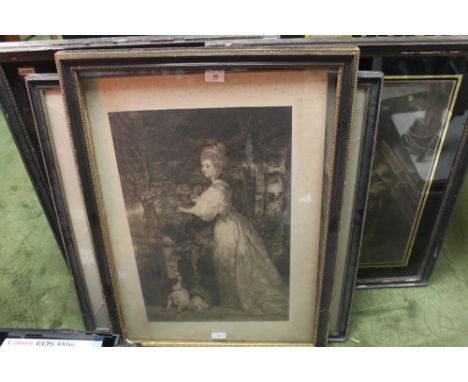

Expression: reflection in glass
xmin=360 ymin=78 xmax=459 ymax=267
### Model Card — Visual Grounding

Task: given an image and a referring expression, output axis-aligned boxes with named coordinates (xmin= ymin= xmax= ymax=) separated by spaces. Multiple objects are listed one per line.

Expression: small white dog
xmin=166 ymin=275 xmax=190 ymax=311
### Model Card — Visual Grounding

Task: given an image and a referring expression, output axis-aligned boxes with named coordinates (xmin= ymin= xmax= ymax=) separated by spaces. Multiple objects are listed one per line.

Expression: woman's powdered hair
xmin=200 ymin=139 xmax=227 ymax=171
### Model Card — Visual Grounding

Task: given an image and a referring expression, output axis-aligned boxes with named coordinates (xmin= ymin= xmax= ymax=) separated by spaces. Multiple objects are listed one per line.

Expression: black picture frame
xmin=25 ymin=74 xmax=110 ymax=332
xmin=327 ymin=71 xmax=383 ymax=341
xmin=56 ymin=45 xmax=358 ymax=346
xmin=355 ymin=42 xmax=468 ymax=287
xmin=356 ymin=75 xmax=463 ymax=287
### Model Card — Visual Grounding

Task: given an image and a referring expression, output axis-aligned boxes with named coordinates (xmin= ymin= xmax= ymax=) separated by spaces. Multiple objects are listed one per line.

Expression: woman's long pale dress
xmin=190 ymin=179 xmax=288 ymax=316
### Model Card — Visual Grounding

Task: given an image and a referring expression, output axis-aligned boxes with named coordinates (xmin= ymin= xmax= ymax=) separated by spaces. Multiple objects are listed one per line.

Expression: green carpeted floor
xmin=0 ymin=112 xmax=84 ymax=331
xmin=334 ymin=188 xmax=468 ymax=346
xmin=0 ymin=109 xmax=467 ymax=345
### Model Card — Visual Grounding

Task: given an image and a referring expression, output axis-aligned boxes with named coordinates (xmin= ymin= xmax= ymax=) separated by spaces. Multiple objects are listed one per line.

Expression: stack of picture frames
xmin=13 ymin=40 xmax=360 ymax=346
xmin=235 ymin=36 xmax=468 ymax=340
xmin=310 ymin=36 xmax=468 ymax=341
xmin=2 ymin=36 xmax=468 ymax=346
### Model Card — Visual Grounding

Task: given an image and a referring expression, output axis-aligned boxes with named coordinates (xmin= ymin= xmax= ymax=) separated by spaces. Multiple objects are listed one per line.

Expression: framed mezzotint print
xmin=25 ymin=74 xmax=110 ymax=332
xmin=56 ymin=46 xmax=358 ymax=346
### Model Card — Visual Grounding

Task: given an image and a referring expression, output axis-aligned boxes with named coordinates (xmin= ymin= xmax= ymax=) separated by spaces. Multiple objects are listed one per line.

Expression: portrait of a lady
xmin=110 ymin=106 xmax=292 ymax=321
xmin=177 ymin=141 xmax=288 ymax=317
